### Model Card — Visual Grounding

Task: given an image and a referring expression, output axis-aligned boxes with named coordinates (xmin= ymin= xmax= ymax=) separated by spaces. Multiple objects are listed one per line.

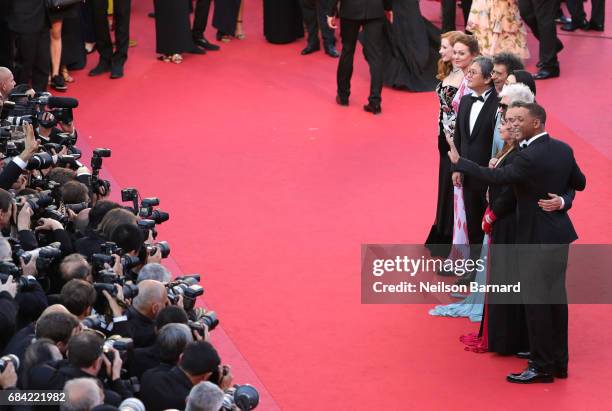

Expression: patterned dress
xmin=466 ymin=0 xmax=529 ymax=59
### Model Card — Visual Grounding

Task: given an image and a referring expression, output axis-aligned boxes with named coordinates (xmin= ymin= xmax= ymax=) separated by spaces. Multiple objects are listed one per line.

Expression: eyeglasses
xmin=499 ymin=103 xmax=508 ymax=110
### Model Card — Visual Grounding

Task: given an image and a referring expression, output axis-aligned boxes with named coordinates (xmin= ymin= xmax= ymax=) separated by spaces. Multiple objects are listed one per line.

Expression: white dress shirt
xmin=468 ymin=88 xmax=493 ymax=135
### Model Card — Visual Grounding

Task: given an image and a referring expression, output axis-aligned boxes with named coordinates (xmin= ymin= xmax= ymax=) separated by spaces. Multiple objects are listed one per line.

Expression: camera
xmin=26 ymin=152 xmax=55 ymax=171
xmin=17 ymin=191 xmax=55 ymax=212
xmin=146 ymin=241 xmax=170 ymax=259
xmin=94 ymin=282 xmax=139 ymax=300
xmin=137 ymin=219 xmax=157 ymax=240
xmin=188 ymin=311 xmax=219 ymax=333
xmin=91 ymin=148 xmax=111 ymax=196
xmin=138 ymin=198 xmax=169 ymax=224
xmin=221 ymin=385 xmax=259 ymax=411
xmin=104 ymin=335 xmax=134 ymax=353
xmin=167 ymin=277 xmax=204 ymax=311
xmin=81 ymin=315 xmax=104 ymax=329
xmin=0 ymin=272 xmax=38 ymax=291
xmin=55 ymin=154 xmax=83 ymax=170
xmin=65 ymin=201 xmax=89 ymax=214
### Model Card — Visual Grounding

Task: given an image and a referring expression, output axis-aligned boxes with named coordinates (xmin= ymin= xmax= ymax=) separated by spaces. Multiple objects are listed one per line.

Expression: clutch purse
xmin=46 ymin=0 xmax=82 ymax=11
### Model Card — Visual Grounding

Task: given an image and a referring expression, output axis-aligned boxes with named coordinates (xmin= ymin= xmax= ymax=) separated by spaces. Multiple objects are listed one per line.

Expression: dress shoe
xmin=561 ymin=18 xmax=588 ymax=31
xmin=301 ymin=44 xmax=320 ymax=55
xmin=336 ymin=95 xmax=348 ymax=106
xmin=555 ymin=15 xmax=571 ymax=25
xmin=363 ymin=103 xmax=381 ymax=115
xmin=589 ymin=21 xmax=604 ymax=32
xmin=507 ymin=367 xmax=554 ymax=384
xmin=324 ymin=45 xmax=340 ymax=58
xmin=534 ymin=68 xmax=559 ymax=80
xmin=194 ymin=38 xmax=220 ymax=51
xmin=515 ymin=351 xmax=530 ymax=359
xmin=110 ymin=65 xmax=124 ymax=79
xmin=89 ymin=63 xmax=111 ymax=76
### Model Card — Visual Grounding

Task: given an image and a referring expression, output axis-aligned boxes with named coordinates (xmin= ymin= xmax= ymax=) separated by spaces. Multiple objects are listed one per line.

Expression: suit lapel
xmin=470 ymin=89 xmax=497 ymax=141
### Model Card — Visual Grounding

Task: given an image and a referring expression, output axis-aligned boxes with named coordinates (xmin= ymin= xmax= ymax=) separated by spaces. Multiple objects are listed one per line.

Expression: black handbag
xmin=46 ymin=0 xmax=82 ymax=11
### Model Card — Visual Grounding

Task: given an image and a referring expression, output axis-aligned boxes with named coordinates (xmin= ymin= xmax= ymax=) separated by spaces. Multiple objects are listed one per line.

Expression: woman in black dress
xmin=154 ymin=0 xmax=201 ymax=63
xmin=49 ymin=4 xmax=79 ymax=91
xmin=484 ymin=117 xmax=529 ymax=355
xmin=382 ymin=0 xmax=440 ymax=91
xmin=425 ymin=31 xmax=464 ymax=257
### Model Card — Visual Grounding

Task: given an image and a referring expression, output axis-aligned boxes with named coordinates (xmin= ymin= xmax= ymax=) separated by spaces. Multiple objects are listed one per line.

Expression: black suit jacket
xmin=139 ymin=365 xmax=192 ymax=411
xmin=328 ymin=0 xmax=392 ymax=20
xmin=454 ymin=89 xmax=499 ymax=182
xmin=455 ymin=134 xmax=586 ymax=244
xmin=7 ymin=0 xmax=48 ymax=34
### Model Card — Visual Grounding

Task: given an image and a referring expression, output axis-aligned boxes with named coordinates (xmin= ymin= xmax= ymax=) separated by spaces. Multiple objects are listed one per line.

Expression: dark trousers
xmin=92 ymin=0 xmax=131 ymax=68
xmin=337 ymin=18 xmax=384 ymax=105
xmin=518 ymin=0 xmax=561 ymax=69
xmin=519 ymin=244 xmax=569 ymax=373
xmin=13 ymin=30 xmax=50 ymax=92
xmin=441 ymin=0 xmax=472 ymax=32
xmin=300 ymin=0 xmax=335 ymax=47
xmin=566 ymin=0 xmax=605 ymax=25
xmin=192 ymin=0 xmax=212 ymax=39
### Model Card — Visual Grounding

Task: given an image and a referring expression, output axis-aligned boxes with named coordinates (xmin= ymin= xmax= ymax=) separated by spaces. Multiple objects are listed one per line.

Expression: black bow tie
xmin=471 ymin=95 xmax=485 ymax=102
xmin=519 ymin=142 xmax=528 ymax=149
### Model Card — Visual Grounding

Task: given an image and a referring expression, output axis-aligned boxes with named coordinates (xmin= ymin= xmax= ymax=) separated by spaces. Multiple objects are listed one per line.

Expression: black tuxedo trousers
xmin=337 ymin=17 xmax=384 ymax=105
xmin=92 ymin=0 xmax=131 ymax=67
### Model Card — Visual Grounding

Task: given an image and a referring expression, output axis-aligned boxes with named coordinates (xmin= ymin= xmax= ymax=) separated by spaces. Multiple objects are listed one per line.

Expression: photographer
xmin=2 ymin=305 xmax=74 ymax=364
xmin=137 ymin=263 xmax=171 ymax=284
xmin=0 ymin=67 xmax=15 ymax=102
xmin=74 ymin=201 xmax=121 ymax=259
xmin=61 ymin=279 xmax=96 ymax=320
xmin=60 ymin=254 xmax=93 ymax=283
xmin=7 ymin=0 xmax=50 ymax=92
xmin=140 ymin=341 xmax=231 ymax=411
xmin=0 ymin=122 xmax=39 ymax=190
xmin=28 ymin=332 xmax=132 ymax=406
xmin=121 ymin=280 xmax=168 ymax=348
xmin=61 ymin=378 xmax=105 ymax=411
xmin=129 ymin=306 xmax=190 ymax=379
xmin=185 ymin=382 xmax=225 ymax=411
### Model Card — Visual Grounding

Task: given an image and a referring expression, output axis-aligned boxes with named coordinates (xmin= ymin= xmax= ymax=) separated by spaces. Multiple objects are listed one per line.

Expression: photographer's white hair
xmin=499 ymin=83 xmax=535 ymax=104
xmin=185 ymin=382 xmax=225 ymax=411
xmin=137 ymin=263 xmax=171 ymax=284
xmin=61 ymin=378 xmax=103 ymax=411
xmin=0 ymin=237 xmax=11 ymax=260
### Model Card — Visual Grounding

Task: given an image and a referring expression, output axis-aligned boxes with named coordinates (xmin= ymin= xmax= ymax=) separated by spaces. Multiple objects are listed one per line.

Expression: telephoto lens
xmin=26 ymin=152 xmax=55 ymax=170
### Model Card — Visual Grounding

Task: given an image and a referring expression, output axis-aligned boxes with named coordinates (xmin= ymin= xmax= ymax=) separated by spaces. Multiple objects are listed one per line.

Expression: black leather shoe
xmin=515 ymin=351 xmax=531 ymax=359
xmin=110 ymin=65 xmax=124 ymax=79
xmin=555 ymin=15 xmax=571 ymax=25
xmin=534 ymin=68 xmax=559 ymax=80
xmin=301 ymin=44 xmax=321 ymax=55
xmin=336 ymin=95 xmax=348 ymax=106
xmin=89 ymin=63 xmax=111 ymax=77
xmin=589 ymin=21 xmax=604 ymax=32
xmin=195 ymin=38 xmax=220 ymax=51
xmin=561 ymin=18 xmax=589 ymax=31
xmin=507 ymin=367 xmax=554 ymax=384
xmin=363 ymin=103 xmax=381 ymax=115
xmin=324 ymin=45 xmax=340 ymax=58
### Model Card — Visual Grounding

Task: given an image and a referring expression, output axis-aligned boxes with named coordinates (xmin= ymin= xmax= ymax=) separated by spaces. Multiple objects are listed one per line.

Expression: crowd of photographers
xmin=0 ymin=68 xmax=259 ymax=411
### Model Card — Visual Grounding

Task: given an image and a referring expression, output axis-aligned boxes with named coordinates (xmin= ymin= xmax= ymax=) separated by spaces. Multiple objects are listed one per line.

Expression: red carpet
xmin=66 ymin=1 xmax=612 ymax=409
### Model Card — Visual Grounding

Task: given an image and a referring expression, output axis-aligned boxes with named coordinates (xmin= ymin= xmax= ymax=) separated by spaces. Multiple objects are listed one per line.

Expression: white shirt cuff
xmin=13 ymin=157 xmax=28 ymax=170
xmin=113 ymin=315 xmax=128 ymax=323
xmin=559 ymin=197 xmax=565 ymax=210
